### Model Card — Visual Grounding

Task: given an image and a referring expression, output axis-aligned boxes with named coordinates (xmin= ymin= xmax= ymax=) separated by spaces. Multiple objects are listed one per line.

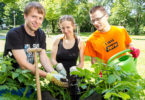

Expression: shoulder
xmin=111 ymin=25 xmax=127 ymax=34
xmin=77 ymin=36 xmax=85 ymax=49
xmin=53 ymin=34 xmax=63 ymax=45
xmin=112 ymin=25 xmax=125 ymax=31
xmin=76 ymin=36 xmax=84 ymax=44
xmin=6 ymin=25 xmax=23 ymax=38
xmin=87 ymin=31 xmax=99 ymax=42
xmin=37 ymin=28 xmax=46 ymax=36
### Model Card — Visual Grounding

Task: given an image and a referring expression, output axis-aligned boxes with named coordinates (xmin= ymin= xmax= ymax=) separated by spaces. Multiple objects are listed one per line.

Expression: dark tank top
xmin=56 ymin=38 xmax=79 ymax=75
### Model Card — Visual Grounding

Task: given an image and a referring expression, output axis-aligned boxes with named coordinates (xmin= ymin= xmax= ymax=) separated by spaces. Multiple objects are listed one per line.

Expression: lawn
xmin=0 ymin=30 xmax=145 ymax=78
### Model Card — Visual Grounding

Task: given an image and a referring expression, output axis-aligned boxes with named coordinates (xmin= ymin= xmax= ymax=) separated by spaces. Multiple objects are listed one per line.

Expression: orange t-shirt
xmin=84 ymin=26 xmax=132 ymax=63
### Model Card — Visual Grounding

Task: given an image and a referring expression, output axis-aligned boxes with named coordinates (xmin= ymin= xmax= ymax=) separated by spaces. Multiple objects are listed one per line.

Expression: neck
xmin=100 ymin=23 xmax=111 ymax=33
xmin=64 ymin=34 xmax=75 ymax=40
xmin=24 ymin=24 xmax=35 ymax=36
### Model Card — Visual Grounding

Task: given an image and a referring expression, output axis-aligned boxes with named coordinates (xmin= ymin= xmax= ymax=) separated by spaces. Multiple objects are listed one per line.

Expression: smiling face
xmin=90 ymin=10 xmax=109 ymax=32
xmin=60 ymin=20 xmax=75 ymax=36
xmin=24 ymin=8 xmax=44 ymax=32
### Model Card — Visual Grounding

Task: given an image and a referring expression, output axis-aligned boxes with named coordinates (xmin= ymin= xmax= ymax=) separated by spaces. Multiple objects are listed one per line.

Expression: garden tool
xmin=46 ymin=72 xmax=68 ymax=88
xmin=27 ymin=48 xmax=42 ymax=100
xmin=107 ymin=49 xmax=137 ymax=73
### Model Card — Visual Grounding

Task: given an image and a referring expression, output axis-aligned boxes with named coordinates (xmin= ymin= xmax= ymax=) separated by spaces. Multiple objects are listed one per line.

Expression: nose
xmin=34 ymin=17 xmax=42 ymax=25
xmin=93 ymin=20 xmax=99 ymax=25
xmin=36 ymin=18 xmax=40 ymax=24
xmin=63 ymin=28 xmax=67 ymax=33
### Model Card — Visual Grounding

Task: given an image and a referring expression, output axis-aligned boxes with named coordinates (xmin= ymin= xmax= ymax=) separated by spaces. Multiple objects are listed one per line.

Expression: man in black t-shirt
xmin=3 ymin=2 xmax=55 ymax=78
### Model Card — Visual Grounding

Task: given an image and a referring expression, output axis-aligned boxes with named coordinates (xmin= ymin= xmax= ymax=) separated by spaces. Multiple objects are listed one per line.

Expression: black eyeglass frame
xmin=91 ymin=14 xmax=106 ymax=24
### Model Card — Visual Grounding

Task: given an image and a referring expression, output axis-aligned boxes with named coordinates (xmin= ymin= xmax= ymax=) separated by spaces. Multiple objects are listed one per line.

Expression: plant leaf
xmin=108 ymin=74 xmax=116 ymax=84
xmin=80 ymin=88 xmax=95 ymax=100
xmin=12 ymin=72 xmax=19 ymax=79
xmin=119 ymin=92 xmax=130 ymax=99
xmin=104 ymin=92 xmax=112 ymax=99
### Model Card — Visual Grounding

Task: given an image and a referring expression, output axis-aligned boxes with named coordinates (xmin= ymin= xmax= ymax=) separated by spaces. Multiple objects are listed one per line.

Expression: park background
xmin=0 ymin=0 xmax=145 ymax=77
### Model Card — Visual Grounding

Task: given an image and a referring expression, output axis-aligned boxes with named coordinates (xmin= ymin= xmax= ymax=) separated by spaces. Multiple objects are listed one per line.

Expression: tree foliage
xmin=0 ymin=0 xmax=144 ymax=35
xmin=109 ymin=0 xmax=145 ymax=35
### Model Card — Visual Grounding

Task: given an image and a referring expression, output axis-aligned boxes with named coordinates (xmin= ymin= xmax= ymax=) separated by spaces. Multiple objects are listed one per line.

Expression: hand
xmin=46 ymin=72 xmax=68 ymax=88
xmin=70 ymin=66 xmax=77 ymax=73
xmin=130 ymin=47 xmax=140 ymax=58
xmin=55 ymin=63 xmax=67 ymax=77
xmin=51 ymin=70 xmax=58 ymax=74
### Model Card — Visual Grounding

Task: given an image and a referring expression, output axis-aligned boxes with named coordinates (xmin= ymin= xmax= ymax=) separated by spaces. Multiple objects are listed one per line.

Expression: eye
xmin=39 ymin=17 xmax=43 ymax=20
xmin=67 ymin=26 xmax=70 ymax=29
xmin=61 ymin=27 xmax=65 ymax=30
xmin=32 ymin=15 xmax=36 ymax=18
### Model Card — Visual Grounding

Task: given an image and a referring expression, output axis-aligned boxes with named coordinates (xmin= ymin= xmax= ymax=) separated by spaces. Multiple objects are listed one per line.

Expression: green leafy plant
xmin=0 ymin=55 xmax=70 ymax=100
xmin=38 ymin=54 xmax=71 ymax=100
xmin=40 ymin=76 xmax=71 ymax=100
xmin=0 ymin=92 xmax=35 ymax=100
xmin=0 ymin=56 xmax=36 ymax=99
xmin=71 ymin=62 xmax=145 ymax=100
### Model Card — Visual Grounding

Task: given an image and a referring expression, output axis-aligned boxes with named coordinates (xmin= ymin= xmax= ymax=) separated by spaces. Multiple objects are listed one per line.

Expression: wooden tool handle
xmin=33 ymin=50 xmax=42 ymax=100
xmin=27 ymin=48 xmax=42 ymax=53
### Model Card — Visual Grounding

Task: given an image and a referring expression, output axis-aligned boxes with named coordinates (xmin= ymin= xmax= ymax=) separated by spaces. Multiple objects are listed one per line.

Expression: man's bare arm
xmin=12 ymin=49 xmax=47 ymax=77
xmin=91 ymin=57 xmax=97 ymax=64
xmin=39 ymin=49 xmax=54 ymax=73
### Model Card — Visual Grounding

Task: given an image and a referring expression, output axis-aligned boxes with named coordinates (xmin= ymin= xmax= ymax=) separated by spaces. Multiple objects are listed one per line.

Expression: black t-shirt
xmin=4 ymin=25 xmax=46 ymax=68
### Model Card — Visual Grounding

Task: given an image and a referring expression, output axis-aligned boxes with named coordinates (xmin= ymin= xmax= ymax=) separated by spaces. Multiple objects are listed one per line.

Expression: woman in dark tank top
xmin=51 ymin=15 xmax=85 ymax=76
xmin=51 ymin=15 xmax=85 ymax=100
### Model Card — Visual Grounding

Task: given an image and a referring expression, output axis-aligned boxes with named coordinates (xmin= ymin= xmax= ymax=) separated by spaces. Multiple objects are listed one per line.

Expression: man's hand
xmin=130 ymin=47 xmax=140 ymax=58
xmin=46 ymin=72 xmax=68 ymax=88
xmin=54 ymin=63 xmax=67 ymax=77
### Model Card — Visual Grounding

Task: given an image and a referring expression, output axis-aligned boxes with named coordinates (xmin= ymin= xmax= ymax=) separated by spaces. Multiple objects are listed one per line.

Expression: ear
xmin=73 ymin=24 xmax=75 ymax=31
xmin=24 ymin=14 xmax=27 ymax=20
xmin=106 ymin=14 xmax=109 ymax=20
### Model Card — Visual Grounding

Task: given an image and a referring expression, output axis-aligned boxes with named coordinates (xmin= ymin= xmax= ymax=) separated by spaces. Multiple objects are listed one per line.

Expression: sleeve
xmin=84 ymin=40 xmax=97 ymax=57
xmin=39 ymin=30 xmax=46 ymax=49
xmin=122 ymin=28 xmax=132 ymax=45
xmin=6 ymin=30 xmax=23 ymax=49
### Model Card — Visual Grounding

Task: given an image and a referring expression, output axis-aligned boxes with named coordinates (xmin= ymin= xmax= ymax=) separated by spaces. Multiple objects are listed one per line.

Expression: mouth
xmin=32 ymin=23 xmax=38 ymax=28
xmin=95 ymin=25 xmax=100 ymax=29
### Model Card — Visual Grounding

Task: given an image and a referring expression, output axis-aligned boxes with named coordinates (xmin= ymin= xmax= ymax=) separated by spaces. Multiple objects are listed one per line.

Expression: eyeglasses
xmin=91 ymin=14 xmax=106 ymax=24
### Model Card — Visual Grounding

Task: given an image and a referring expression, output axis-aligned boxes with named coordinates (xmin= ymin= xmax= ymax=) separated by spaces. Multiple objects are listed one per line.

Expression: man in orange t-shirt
xmin=84 ymin=5 xmax=140 ymax=64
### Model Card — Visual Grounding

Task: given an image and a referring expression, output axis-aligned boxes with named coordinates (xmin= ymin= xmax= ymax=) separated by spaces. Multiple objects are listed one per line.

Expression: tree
xmin=0 ymin=2 xmax=5 ymax=25
xmin=130 ymin=0 xmax=145 ymax=35
xmin=109 ymin=0 xmax=132 ymax=33
xmin=40 ymin=0 xmax=61 ymax=33
xmin=109 ymin=0 xmax=145 ymax=35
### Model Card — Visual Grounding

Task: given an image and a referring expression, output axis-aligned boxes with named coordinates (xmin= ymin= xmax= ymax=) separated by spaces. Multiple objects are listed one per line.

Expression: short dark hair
xmin=24 ymin=1 xmax=45 ymax=16
xmin=90 ymin=5 xmax=107 ymax=15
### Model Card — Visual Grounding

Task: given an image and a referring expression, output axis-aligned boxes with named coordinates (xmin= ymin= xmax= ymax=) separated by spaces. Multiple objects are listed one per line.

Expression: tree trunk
xmin=52 ymin=20 xmax=55 ymax=33
xmin=135 ymin=15 xmax=139 ymax=35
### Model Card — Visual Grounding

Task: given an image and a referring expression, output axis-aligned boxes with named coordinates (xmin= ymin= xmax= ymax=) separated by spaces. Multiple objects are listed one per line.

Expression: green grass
xmin=79 ymin=32 xmax=91 ymax=37
xmin=0 ymin=30 xmax=8 ymax=35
